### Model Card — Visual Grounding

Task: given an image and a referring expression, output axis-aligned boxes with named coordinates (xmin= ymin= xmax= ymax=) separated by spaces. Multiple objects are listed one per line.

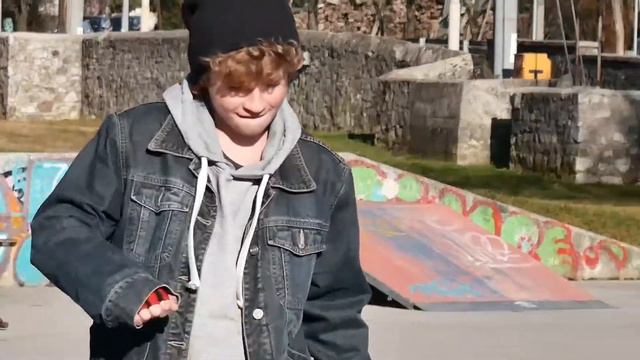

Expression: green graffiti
xmin=442 ymin=193 xmax=464 ymax=214
xmin=351 ymin=167 xmax=384 ymax=201
xmin=609 ymin=243 xmax=625 ymax=260
xmin=397 ymin=176 xmax=422 ymax=202
xmin=468 ymin=206 xmax=497 ymax=234
xmin=537 ymin=226 xmax=575 ymax=278
xmin=501 ymin=215 xmax=539 ymax=250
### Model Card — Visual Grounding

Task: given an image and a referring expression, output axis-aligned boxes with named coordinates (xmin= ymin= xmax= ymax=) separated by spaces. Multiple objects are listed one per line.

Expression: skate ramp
xmin=359 ymin=202 xmax=608 ymax=311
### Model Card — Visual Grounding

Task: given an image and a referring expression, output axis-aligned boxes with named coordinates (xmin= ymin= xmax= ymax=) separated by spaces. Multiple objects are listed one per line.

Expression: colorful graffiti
xmin=0 ymin=155 xmax=73 ymax=286
xmin=344 ymin=153 xmax=640 ymax=280
xmin=359 ymin=202 xmax=599 ymax=310
xmin=2 ymin=152 xmax=640 ymax=287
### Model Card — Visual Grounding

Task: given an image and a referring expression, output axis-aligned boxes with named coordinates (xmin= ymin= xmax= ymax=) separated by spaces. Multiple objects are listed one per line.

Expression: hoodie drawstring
xmin=186 ymin=159 xmax=270 ymax=301
xmin=187 ymin=157 xmax=209 ymax=290
xmin=236 ymin=174 xmax=270 ymax=308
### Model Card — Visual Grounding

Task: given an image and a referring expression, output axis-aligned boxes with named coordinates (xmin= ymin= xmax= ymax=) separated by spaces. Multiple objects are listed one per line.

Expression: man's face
xmin=208 ymin=74 xmax=289 ymax=138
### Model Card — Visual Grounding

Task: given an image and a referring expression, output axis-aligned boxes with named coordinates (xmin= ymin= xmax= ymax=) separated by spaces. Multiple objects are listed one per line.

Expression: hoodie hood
xmin=163 ymin=79 xmax=302 ymax=178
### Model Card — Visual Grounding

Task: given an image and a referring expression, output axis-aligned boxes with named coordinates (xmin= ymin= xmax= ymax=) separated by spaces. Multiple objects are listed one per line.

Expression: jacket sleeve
xmin=31 ymin=114 xmax=166 ymax=329
xmin=302 ymin=165 xmax=372 ymax=360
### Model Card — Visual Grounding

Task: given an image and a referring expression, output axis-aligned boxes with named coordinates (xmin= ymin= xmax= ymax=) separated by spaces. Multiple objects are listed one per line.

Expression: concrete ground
xmin=1 ymin=281 xmax=639 ymax=360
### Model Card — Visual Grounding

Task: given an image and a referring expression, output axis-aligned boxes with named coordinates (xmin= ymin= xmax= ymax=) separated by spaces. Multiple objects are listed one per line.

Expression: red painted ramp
xmin=358 ymin=202 xmax=607 ymax=311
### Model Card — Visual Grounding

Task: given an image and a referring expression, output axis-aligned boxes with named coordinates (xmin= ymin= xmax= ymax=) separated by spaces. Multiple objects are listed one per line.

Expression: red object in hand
xmin=142 ymin=287 xmax=171 ymax=309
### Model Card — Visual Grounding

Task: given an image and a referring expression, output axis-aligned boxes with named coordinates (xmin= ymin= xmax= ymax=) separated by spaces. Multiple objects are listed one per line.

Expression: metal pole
xmin=532 ymin=0 xmax=537 ymax=40
xmin=532 ymin=0 xmax=545 ymax=40
xmin=503 ymin=0 xmax=518 ymax=76
xmin=634 ymin=0 xmax=639 ymax=55
xmin=494 ymin=0 xmax=504 ymax=77
xmin=555 ymin=0 xmax=572 ymax=79
xmin=449 ymin=0 xmax=461 ymax=50
xmin=122 ymin=0 xmax=130 ymax=32
xmin=570 ymin=0 xmax=583 ymax=85
xmin=66 ymin=0 xmax=83 ymax=34
xmin=141 ymin=0 xmax=150 ymax=31
xmin=597 ymin=6 xmax=603 ymax=85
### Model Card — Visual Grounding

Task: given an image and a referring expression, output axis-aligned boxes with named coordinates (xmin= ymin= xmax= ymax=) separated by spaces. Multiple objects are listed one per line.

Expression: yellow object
xmin=514 ymin=53 xmax=552 ymax=80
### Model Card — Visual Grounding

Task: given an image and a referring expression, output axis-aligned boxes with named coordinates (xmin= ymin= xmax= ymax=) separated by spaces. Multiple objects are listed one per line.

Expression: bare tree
xmin=307 ymin=0 xmax=319 ymax=30
xmin=5 ymin=0 xmax=37 ymax=31
xmin=611 ymin=0 xmax=625 ymax=54
xmin=404 ymin=0 xmax=417 ymax=39
xmin=57 ymin=0 xmax=66 ymax=32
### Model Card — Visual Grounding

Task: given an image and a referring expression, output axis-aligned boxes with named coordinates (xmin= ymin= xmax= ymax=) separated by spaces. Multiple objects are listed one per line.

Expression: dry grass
xmin=0 ymin=120 xmax=101 ymax=152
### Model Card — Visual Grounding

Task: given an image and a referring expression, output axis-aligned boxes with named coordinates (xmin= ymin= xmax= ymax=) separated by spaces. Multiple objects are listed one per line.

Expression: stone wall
xmin=0 ymin=36 xmax=8 ymax=119
xmin=405 ymin=81 xmax=463 ymax=161
xmin=290 ymin=31 xmax=461 ymax=136
xmin=5 ymin=33 xmax=82 ymax=121
xmin=511 ymin=88 xmax=640 ymax=185
xmin=511 ymin=90 xmax=580 ymax=180
xmin=82 ymin=31 xmax=189 ymax=118
xmin=384 ymin=79 xmax=540 ymax=165
xmin=576 ymin=90 xmax=640 ymax=184
xmin=80 ymin=30 xmax=462 ymax=149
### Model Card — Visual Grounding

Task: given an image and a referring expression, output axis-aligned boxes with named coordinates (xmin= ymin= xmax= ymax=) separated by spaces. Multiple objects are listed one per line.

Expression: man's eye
xmin=265 ymin=84 xmax=280 ymax=93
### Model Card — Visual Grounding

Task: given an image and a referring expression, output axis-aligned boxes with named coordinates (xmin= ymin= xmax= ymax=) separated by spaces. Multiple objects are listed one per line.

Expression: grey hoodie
xmin=163 ymin=80 xmax=302 ymax=360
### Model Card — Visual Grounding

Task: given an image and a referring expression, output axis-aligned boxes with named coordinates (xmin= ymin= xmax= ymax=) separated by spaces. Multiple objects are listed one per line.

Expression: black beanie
xmin=182 ymin=0 xmax=300 ymax=81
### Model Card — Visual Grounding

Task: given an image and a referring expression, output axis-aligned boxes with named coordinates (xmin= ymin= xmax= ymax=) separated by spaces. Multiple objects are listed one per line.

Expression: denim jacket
xmin=30 ymin=102 xmax=371 ymax=360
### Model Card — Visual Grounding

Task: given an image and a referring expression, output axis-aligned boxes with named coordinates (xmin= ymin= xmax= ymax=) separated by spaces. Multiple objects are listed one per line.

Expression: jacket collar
xmin=147 ymin=116 xmax=316 ymax=193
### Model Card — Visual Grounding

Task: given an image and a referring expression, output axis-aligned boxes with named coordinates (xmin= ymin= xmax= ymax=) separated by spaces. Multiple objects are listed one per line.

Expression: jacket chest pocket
xmin=124 ymin=176 xmax=193 ymax=268
xmin=265 ymin=220 xmax=328 ymax=310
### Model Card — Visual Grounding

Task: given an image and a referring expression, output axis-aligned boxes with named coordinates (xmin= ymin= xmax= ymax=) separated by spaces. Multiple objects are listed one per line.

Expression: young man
xmin=30 ymin=0 xmax=371 ymax=359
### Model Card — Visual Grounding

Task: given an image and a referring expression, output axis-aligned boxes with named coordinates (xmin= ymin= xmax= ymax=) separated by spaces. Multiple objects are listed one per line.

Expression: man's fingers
xmin=170 ymin=295 xmax=179 ymax=311
xmin=134 ymin=314 xmax=143 ymax=328
xmin=160 ymin=299 xmax=172 ymax=311
xmin=139 ymin=308 xmax=152 ymax=322
xmin=148 ymin=304 xmax=164 ymax=317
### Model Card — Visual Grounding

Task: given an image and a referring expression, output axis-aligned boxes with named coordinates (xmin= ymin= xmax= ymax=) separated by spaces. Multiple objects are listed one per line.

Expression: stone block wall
xmin=576 ymin=90 xmax=640 ymax=184
xmin=456 ymin=80 xmax=521 ymax=165
xmin=0 ymin=36 xmax=8 ymax=120
xmin=290 ymin=31 xmax=460 ymax=136
xmin=82 ymin=31 xmax=189 ymax=118
xmin=384 ymin=79 xmax=539 ymax=166
xmin=406 ymin=81 xmax=463 ymax=161
xmin=511 ymin=88 xmax=640 ymax=185
xmin=79 ymin=30 xmax=461 ymax=145
xmin=4 ymin=33 xmax=82 ymax=121
xmin=510 ymin=89 xmax=580 ymax=179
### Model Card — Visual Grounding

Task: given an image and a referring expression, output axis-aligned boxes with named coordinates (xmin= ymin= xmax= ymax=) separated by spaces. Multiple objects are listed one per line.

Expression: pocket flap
xmin=131 ymin=176 xmax=192 ymax=213
xmin=267 ymin=226 xmax=327 ymax=256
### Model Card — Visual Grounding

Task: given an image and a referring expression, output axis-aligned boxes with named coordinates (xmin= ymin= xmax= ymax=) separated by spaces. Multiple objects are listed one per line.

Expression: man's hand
xmin=134 ymin=287 xmax=179 ymax=328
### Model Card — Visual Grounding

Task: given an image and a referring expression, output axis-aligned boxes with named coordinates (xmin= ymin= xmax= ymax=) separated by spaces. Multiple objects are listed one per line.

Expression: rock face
xmin=3 ymin=33 xmax=82 ymax=121
xmin=293 ymin=0 xmax=445 ymax=40
xmin=511 ymin=88 xmax=640 ymax=185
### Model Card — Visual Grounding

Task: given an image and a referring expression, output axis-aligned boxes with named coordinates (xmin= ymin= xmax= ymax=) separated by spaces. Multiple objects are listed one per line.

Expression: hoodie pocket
xmin=124 ymin=175 xmax=194 ymax=268
xmin=265 ymin=219 xmax=328 ymax=310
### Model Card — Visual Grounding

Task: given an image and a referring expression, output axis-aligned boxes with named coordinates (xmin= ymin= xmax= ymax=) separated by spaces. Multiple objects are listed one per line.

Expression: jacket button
xmin=252 ymin=308 xmax=264 ymax=320
xmin=249 ymin=246 xmax=259 ymax=256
